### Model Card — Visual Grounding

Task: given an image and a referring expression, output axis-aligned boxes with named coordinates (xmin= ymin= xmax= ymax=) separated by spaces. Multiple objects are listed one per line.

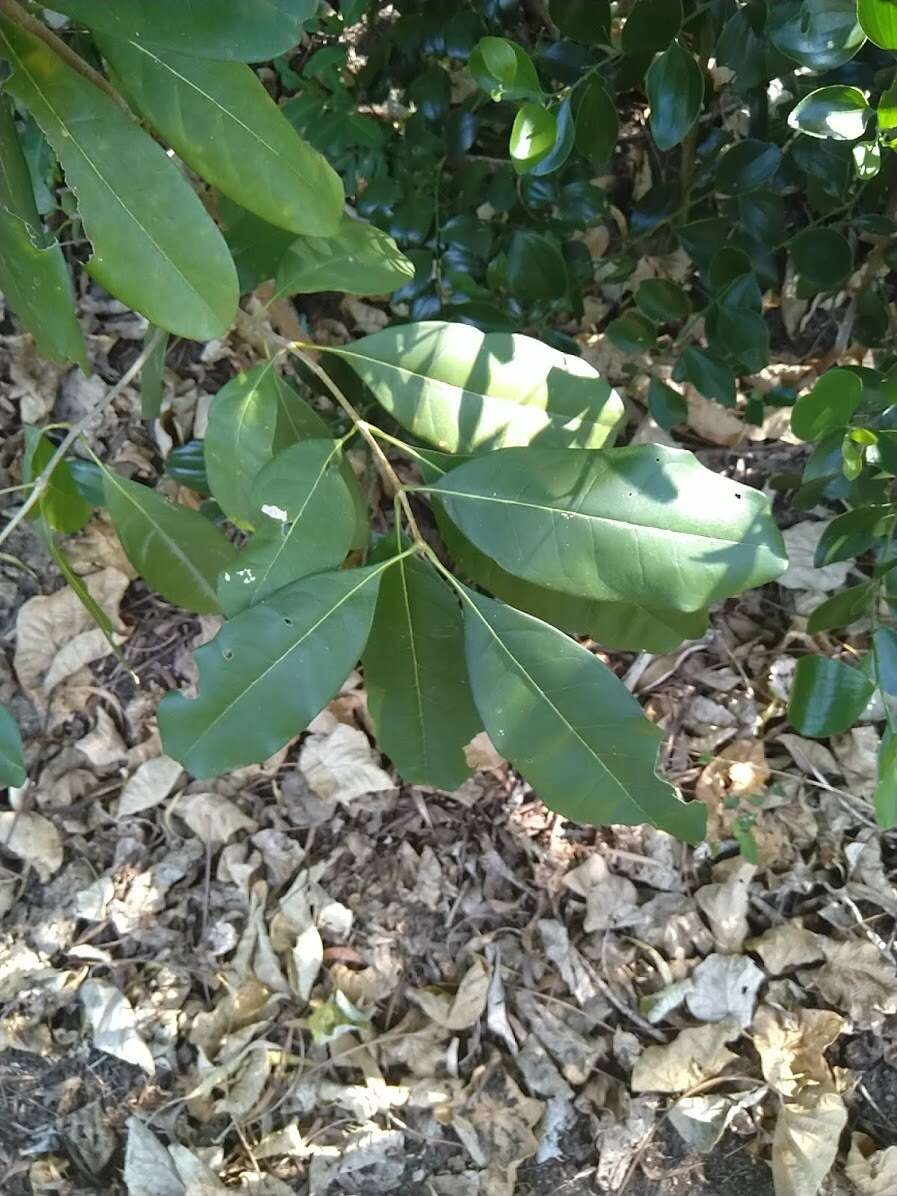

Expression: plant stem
xmin=287 ymin=342 xmax=427 ymax=549
xmin=0 ymin=0 xmax=124 ymax=106
xmin=0 ymin=328 xmax=166 ymax=549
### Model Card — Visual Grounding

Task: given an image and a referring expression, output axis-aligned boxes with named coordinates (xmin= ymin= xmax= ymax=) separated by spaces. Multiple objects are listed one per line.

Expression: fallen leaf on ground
xmin=631 ymin=1021 xmax=740 ymax=1094
xmin=808 ymin=940 xmax=897 ymax=1028
xmin=777 ymin=734 xmax=838 ymax=777
xmin=746 ymin=922 xmax=826 ymax=975
xmin=779 ymin=523 xmax=852 ymax=592
xmin=845 ymin=1134 xmax=897 ymax=1196
xmin=772 ymin=1090 xmax=847 ymax=1196
xmin=299 ymin=723 xmax=395 ymax=804
xmin=695 ymin=859 xmax=756 ymax=952
xmin=176 ymin=791 xmax=256 ymax=845
xmin=118 ymin=756 xmax=183 ymax=817
xmin=752 ymin=1006 xmax=845 ymax=1097
xmin=0 ymin=811 xmax=63 ymax=881
xmin=685 ymin=954 xmax=765 ymax=1028
xmin=563 ymin=854 xmax=639 ymax=932
xmin=81 ymin=979 xmax=155 ymax=1075
xmin=410 ymin=956 xmax=490 ymax=1031
xmin=123 ymin=1119 xmax=184 ymax=1196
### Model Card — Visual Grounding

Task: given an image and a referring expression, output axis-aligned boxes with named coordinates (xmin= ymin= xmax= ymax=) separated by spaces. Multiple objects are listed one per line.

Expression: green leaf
xmin=469 ymin=37 xmax=541 ymax=100
xmin=715 ymin=8 xmax=769 ymax=91
xmin=0 ymin=704 xmax=26 ymax=789
xmin=507 ymin=230 xmax=569 ymax=302
xmin=859 ymin=0 xmax=897 ymax=48
xmin=677 ymin=346 xmax=737 ymax=406
xmin=324 ymin=320 xmax=623 ymax=453
xmin=791 ymin=228 xmax=852 ymax=294
xmin=806 ymin=583 xmax=875 ymax=633
xmin=103 ymin=470 xmax=237 ymax=614
xmin=874 ymin=729 xmax=897 ymax=829
xmin=873 ymin=627 xmax=897 ymax=696
xmin=436 ymin=502 xmax=707 ymax=652
xmin=275 ymin=217 xmax=414 ymax=296
xmin=0 ymin=97 xmax=87 ymax=369
xmin=23 ymin=427 xmax=91 ymax=535
xmin=549 ymin=0 xmax=611 ymax=43
xmin=159 ymin=561 xmax=391 ymax=778
xmin=50 ymin=0 xmax=317 ymax=60
xmin=791 ymin=369 xmax=862 ymax=441
xmin=770 ymin=0 xmax=865 ymax=71
xmin=814 ymin=506 xmax=889 ymax=566
xmin=879 ymin=82 xmax=897 ymax=138
xmin=429 ymin=444 xmax=787 ymax=613
xmin=364 ymin=554 xmax=480 ymax=790
xmin=98 ymin=36 xmax=343 ymax=237
xmin=205 ymin=362 xmax=328 ymax=527
xmin=647 ymin=378 xmax=687 ymax=430
xmin=646 ymin=41 xmax=703 ymax=152
xmin=0 ymin=19 xmax=238 ymax=341
xmin=218 ymin=440 xmax=356 ymax=616
xmin=637 ymin=279 xmax=692 ymax=323
xmin=510 ymin=102 xmax=558 ymax=174
xmin=140 ymin=328 xmax=168 ymax=420
xmin=461 ymin=590 xmax=705 ymax=841
xmin=606 ymin=311 xmax=656 ymax=353
xmin=716 ymin=140 xmax=782 ymax=195
xmin=622 ymin=0 xmax=683 ymax=54
xmin=530 ymin=97 xmax=575 ymax=177
xmin=788 ymin=86 xmax=870 ymax=141
xmin=789 ymin=654 xmax=874 ymax=737
xmin=221 ymin=199 xmax=296 ymax=293
xmin=166 ymin=441 xmax=210 ymax=497
xmin=574 ymin=75 xmax=618 ymax=165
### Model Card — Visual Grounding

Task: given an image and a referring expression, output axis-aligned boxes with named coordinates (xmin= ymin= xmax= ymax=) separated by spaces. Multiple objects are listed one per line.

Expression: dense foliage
xmin=3 ymin=0 xmax=897 ymax=842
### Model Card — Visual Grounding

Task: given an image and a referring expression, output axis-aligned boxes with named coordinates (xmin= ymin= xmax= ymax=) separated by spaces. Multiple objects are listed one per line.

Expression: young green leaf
xmin=364 ymin=554 xmax=480 ymax=790
xmin=276 ymin=217 xmax=414 ymax=296
xmin=574 ymin=75 xmax=618 ymax=165
xmin=469 ymin=37 xmax=541 ymax=100
xmin=510 ymin=102 xmax=558 ymax=174
xmin=323 ymin=321 xmax=623 ymax=453
xmin=23 ymin=427 xmax=91 ymax=535
xmin=790 ymin=369 xmax=862 ymax=442
xmin=814 ymin=506 xmax=889 ymax=566
xmin=205 ymin=362 xmax=329 ymax=527
xmin=50 ymin=0 xmax=317 ymax=61
xmin=0 ymin=704 xmax=26 ymax=789
xmin=0 ymin=97 xmax=87 ymax=369
xmin=103 ymin=470 xmax=237 ymax=614
xmin=98 ymin=36 xmax=343 ymax=237
xmin=218 ymin=440 xmax=356 ymax=616
xmin=549 ymin=0 xmax=611 ymax=44
xmin=646 ymin=41 xmax=703 ymax=152
xmin=140 ymin=327 xmax=168 ymax=420
xmin=461 ymin=590 xmax=706 ymax=842
xmin=806 ymin=583 xmax=875 ymax=634
xmin=859 ymin=0 xmax=897 ymax=49
xmin=159 ymin=562 xmax=392 ymax=777
xmin=789 ymin=655 xmax=874 ymax=737
xmin=429 ymin=444 xmax=787 ymax=612
xmin=622 ymin=0 xmax=683 ymax=53
xmin=0 ymin=19 xmax=238 ymax=341
xmin=788 ymin=86 xmax=870 ymax=141
xmin=529 ymin=97 xmax=575 ymax=177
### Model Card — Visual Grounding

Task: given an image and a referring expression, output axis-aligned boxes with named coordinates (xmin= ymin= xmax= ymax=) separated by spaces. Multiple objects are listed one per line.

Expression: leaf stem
xmin=0 ymin=0 xmax=126 ymax=107
xmin=0 ymin=328 xmax=166 ymax=550
xmin=287 ymin=341 xmax=427 ymax=550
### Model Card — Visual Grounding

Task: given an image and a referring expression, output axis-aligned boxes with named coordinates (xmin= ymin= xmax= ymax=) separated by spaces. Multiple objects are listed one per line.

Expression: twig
xmin=0 ymin=0 xmax=124 ymax=106
xmin=0 ymin=329 xmax=165 ymax=550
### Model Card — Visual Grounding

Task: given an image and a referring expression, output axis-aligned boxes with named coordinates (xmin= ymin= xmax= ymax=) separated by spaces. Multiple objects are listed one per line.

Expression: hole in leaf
xmin=283 ymin=616 xmax=293 ymax=626
xmin=223 ymin=649 xmax=234 ymax=661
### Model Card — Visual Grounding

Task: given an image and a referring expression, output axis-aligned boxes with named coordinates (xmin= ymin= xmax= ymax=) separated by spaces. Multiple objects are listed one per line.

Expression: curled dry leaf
xmin=298 ymin=722 xmax=395 ymax=805
xmin=176 ymin=791 xmax=256 ymax=845
xmin=563 ymin=854 xmax=639 ymax=932
xmin=631 ymin=1021 xmax=740 ymax=1094
xmin=752 ymin=1006 xmax=845 ymax=1098
xmin=685 ymin=954 xmax=765 ymax=1028
xmin=118 ymin=755 xmax=183 ymax=817
xmin=695 ymin=859 xmax=756 ymax=953
xmin=0 ymin=811 xmax=63 ymax=881
xmin=845 ymin=1133 xmax=897 ymax=1196
xmin=123 ymin=1119 xmax=184 ymax=1196
xmin=778 ymin=522 xmax=852 ymax=593
xmin=808 ymin=940 xmax=897 ymax=1029
xmin=772 ymin=1090 xmax=847 ymax=1196
xmin=410 ymin=956 xmax=490 ymax=1031
xmin=81 ymin=979 xmax=155 ymax=1075
xmin=746 ymin=921 xmax=826 ymax=975
xmin=668 ymin=1089 xmax=764 ymax=1154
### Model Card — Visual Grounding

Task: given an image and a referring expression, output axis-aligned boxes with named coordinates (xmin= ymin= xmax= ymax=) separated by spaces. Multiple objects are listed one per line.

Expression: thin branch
xmin=0 ymin=0 xmax=125 ymax=107
xmin=0 ymin=329 xmax=166 ymax=549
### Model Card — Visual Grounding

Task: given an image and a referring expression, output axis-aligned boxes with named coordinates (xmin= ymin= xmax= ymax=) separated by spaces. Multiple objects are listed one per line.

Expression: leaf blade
xmin=276 ymin=216 xmax=414 ymax=296
xmin=0 ymin=704 xmax=26 ymax=789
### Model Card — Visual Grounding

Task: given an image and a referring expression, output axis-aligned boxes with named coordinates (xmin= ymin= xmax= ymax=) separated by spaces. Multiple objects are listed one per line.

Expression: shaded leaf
xmin=789 ymin=655 xmax=874 ymax=737
xmin=549 ymin=0 xmax=611 ymax=44
xmin=814 ymin=506 xmax=888 ymax=566
xmin=806 ymin=583 xmax=874 ymax=634
xmin=0 ymin=704 xmax=26 ymax=789
xmin=276 ymin=216 xmax=413 ymax=296
xmin=23 ymin=427 xmax=91 ymax=535
xmin=646 ymin=41 xmax=703 ymax=151
xmin=507 ymin=229 xmax=569 ymax=302
xmin=791 ymin=369 xmax=862 ymax=441
xmin=622 ymin=0 xmax=683 ymax=53
xmin=139 ymin=327 xmax=168 ymax=420
xmin=574 ymin=75 xmax=618 ymax=165
xmin=637 ymin=280 xmax=691 ymax=324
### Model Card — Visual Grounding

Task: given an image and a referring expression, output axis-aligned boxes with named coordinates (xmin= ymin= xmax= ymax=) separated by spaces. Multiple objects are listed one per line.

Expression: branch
xmin=0 ymin=0 xmax=124 ymax=106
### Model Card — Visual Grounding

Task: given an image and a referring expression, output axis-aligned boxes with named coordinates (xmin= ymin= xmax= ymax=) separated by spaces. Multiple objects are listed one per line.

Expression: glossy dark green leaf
xmin=791 ymin=228 xmax=852 ymax=294
xmin=276 ymin=216 xmax=414 ymax=296
xmin=770 ymin=0 xmax=865 ymax=70
xmin=530 ymin=97 xmax=576 ymax=177
xmin=104 ymin=470 xmax=237 ymax=614
xmin=70 ymin=459 xmax=106 ymax=508
xmin=814 ymin=506 xmax=888 ymax=566
xmin=410 ymin=66 xmax=452 ymax=122
xmin=676 ymin=346 xmax=737 ymax=406
xmin=874 ymin=729 xmax=897 ymax=829
xmin=859 ymin=0 xmax=897 ymax=48
xmin=325 ymin=321 xmax=623 ymax=453
xmin=0 ymin=97 xmax=87 ymax=369
xmin=606 ymin=311 xmax=656 ymax=353
xmin=0 ymin=19 xmax=237 ymax=341
xmin=646 ymin=41 xmax=703 ymax=152
xmin=469 ymin=37 xmax=541 ymax=100
xmin=364 ymin=554 xmax=480 ymax=790
xmin=0 ymin=704 xmax=26 ymax=789
xmin=789 ymin=654 xmax=874 ymax=737
xmin=205 ymin=362 xmax=328 ymax=527
xmin=510 ymin=102 xmax=558 ymax=174
xmin=648 ymin=378 xmax=687 ymax=430
xmin=462 ymin=590 xmax=705 ymax=841
xmin=637 ymin=279 xmax=692 ymax=323
xmin=708 ymin=305 xmax=769 ymax=374
xmin=140 ymin=328 xmax=168 ymax=420
xmin=806 ymin=583 xmax=875 ymax=633
xmin=574 ymin=75 xmax=618 ymax=165
xmin=166 ymin=442 xmax=210 ymax=497
xmin=873 ymin=627 xmax=897 ymax=696
xmin=622 ymin=0 xmax=683 ymax=53
xmin=549 ymin=0 xmax=611 ymax=43
xmin=23 ymin=427 xmax=91 ymax=535
xmin=715 ymin=8 xmax=768 ymax=90
xmin=738 ymin=191 xmax=785 ymax=246
xmin=99 ymin=35 xmax=343 ymax=236
xmin=159 ymin=561 xmax=391 ymax=778
xmin=429 ymin=444 xmax=787 ymax=612
xmin=51 ymin=0 xmax=316 ymax=60
xmin=507 ymin=230 xmax=569 ymax=302
xmin=218 ymin=440 xmax=356 ymax=617
xmin=788 ymin=86 xmax=870 ymax=141
xmin=716 ymin=140 xmax=782 ymax=195
xmin=791 ymin=369 xmax=862 ymax=442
